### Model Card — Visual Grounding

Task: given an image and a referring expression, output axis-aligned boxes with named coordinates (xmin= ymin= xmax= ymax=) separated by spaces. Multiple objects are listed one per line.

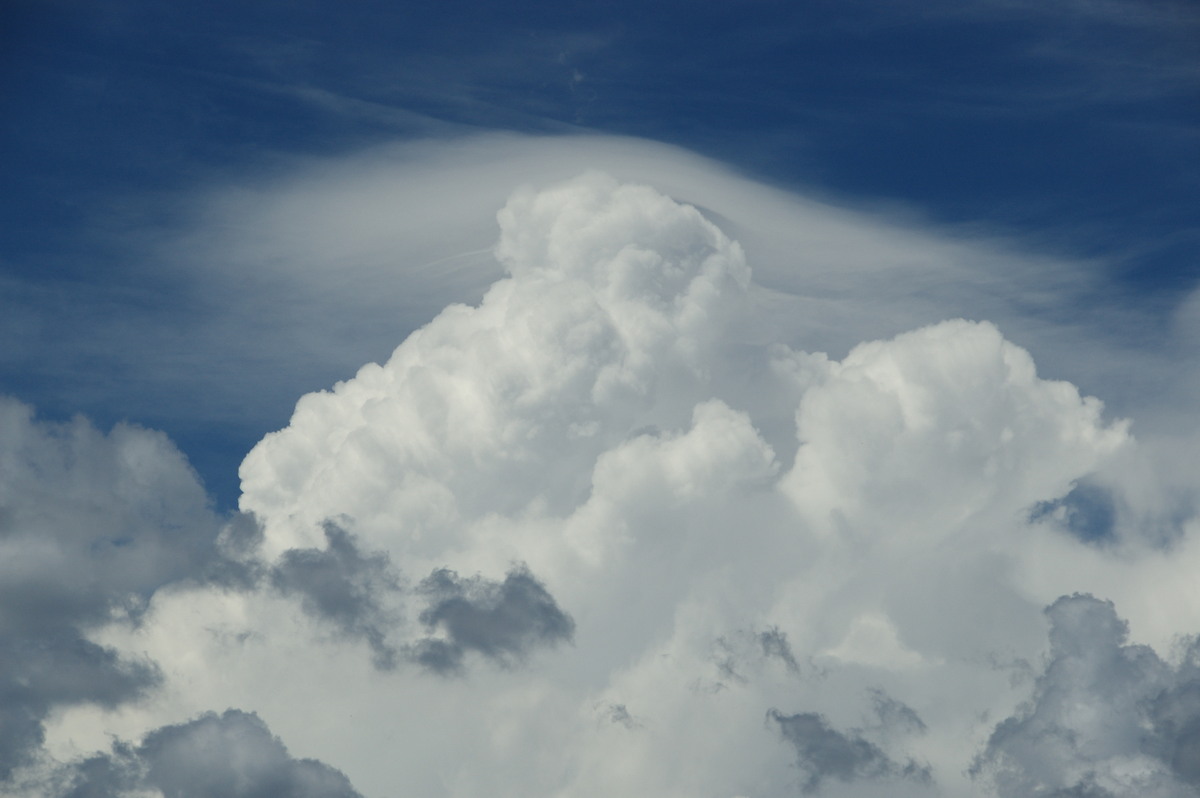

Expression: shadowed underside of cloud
xmin=974 ymin=594 xmax=1200 ymax=797
xmin=768 ymin=709 xmax=931 ymax=794
xmin=269 ymin=521 xmax=573 ymax=674
xmin=0 ymin=401 xmax=363 ymax=795
xmin=0 ymin=397 xmax=240 ymax=778
xmin=413 ymin=565 xmax=575 ymax=674
xmin=53 ymin=709 xmax=361 ymax=798
xmin=271 ymin=522 xmax=404 ymax=669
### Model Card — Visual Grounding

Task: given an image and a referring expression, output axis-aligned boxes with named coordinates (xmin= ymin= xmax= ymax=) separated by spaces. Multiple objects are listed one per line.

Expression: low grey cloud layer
xmin=4 ymin=158 xmax=1199 ymax=797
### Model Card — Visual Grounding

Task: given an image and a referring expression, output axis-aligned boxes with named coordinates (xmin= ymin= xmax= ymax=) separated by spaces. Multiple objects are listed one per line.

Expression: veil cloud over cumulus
xmin=9 ymin=147 xmax=1200 ymax=798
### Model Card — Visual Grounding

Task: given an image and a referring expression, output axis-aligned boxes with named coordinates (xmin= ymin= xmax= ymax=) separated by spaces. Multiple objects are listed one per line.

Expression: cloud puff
xmin=239 ymin=171 xmax=753 ymax=560
xmin=782 ymin=318 xmax=1128 ymax=537
xmin=974 ymin=594 xmax=1200 ymax=797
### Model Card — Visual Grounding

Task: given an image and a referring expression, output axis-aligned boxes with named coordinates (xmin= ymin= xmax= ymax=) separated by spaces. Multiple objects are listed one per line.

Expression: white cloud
xmin=12 ymin=147 xmax=1200 ymax=797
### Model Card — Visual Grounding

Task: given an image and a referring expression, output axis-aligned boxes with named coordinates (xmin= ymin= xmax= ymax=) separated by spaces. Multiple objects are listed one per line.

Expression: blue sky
xmin=4 ymin=4 xmax=1200 ymax=797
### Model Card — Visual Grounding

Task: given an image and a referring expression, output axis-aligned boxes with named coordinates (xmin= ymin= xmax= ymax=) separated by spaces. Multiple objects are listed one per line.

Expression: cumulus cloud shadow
xmin=54 ymin=709 xmax=363 ymax=798
xmin=767 ymin=707 xmax=931 ymax=794
xmin=266 ymin=522 xmax=575 ymax=676
xmin=270 ymin=522 xmax=404 ymax=670
xmin=0 ymin=631 xmax=161 ymax=781
xmin=411 ymin=564 xmax=575 ymax=675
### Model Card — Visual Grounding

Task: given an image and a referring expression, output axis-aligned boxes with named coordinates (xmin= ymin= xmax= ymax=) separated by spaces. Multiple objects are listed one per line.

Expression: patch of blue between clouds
xmin=1030 ymin=481 xmax=1117 ymax=545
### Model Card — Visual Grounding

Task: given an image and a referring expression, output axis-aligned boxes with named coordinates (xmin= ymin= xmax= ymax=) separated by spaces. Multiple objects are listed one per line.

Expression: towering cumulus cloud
xmin=15 ymin=170 xmax=1200 ymax=797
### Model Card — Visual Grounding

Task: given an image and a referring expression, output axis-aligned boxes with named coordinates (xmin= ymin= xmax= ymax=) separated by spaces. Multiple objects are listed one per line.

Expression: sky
xmin=2 ymin=1 xmax=1200 ymax=796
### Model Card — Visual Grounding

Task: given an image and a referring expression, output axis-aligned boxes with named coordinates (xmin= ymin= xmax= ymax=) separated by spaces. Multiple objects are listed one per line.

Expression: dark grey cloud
xmin=0 ymin=398 xmax=250 ymax=781
xmin=0 ymin=631 xmax=160 ymax=778
xmin=138 ymin=710 xmax=361 ymax=798
xmin=271 ymin=522 xmax=403 ymax=669
xmin=53 ymin=709 xmax=362 ymax=798
xmin=412 ymin=565 xmax=574 ymax=675
xmin=768 ymin=709 xmax=931 ymax=794
xmin=973 ymin=593 xmax=1200 ymax=797
xmin=267 ymin=524 xmax=574 ymax=677
xmin=56 ymin=750 xmax=134 ymax=798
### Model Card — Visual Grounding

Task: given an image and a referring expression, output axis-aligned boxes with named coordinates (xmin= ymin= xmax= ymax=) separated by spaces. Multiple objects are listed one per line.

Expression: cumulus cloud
xmin=973 ymin=594 xmax=1200 ymax=797
xmin=17 ymin=164 xmax=1200 ymax=798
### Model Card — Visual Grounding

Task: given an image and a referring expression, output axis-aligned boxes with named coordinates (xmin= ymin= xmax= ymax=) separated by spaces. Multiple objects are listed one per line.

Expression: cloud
xmin=0 ymin=399 xmax=362 ymax=797
xmin=52 ymin=709 xmax=362 ymax=798
xmin=973 ymin=594 xmax=1200 ymax=797
xmin=13 ymin=133 xmax=1190 ymax=518
xmin=269 ymin=520 xmax=572 ymax=675
xmin=768 ymin=709 xmax=931 ymax=794
xmin=215 ymin=170 xmax=1158 ymax=796
xmin=15 ymin=164 xmax=1200 ymax=797
xmin=237 ymin=170 xmax=757 ymax=562
xmin=0 ymin=632 xmax=159 ymax=782
xmin=412 ymin=565 xmax=575 ymax=674
xmin=271 ymin=522 xmax=404 ymax=669
xmin=137 ymin=710 xmax=361 ymax=798
xmin=0 ymin=397 xmax=233 ymax=778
